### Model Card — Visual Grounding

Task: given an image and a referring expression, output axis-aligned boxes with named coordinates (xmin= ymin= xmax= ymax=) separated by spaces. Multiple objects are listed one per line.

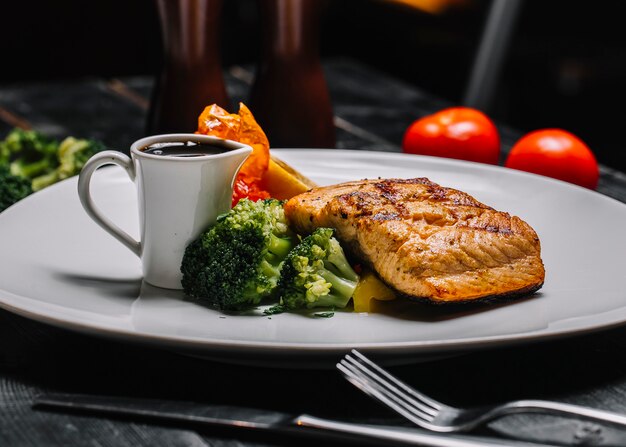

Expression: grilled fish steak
xmin=284 ymin=178 xmax=544 ymax=303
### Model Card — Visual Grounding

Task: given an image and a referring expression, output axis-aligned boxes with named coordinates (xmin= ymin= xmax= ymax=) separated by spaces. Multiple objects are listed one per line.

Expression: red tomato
xmin=402 ymin=107 xmax=500 ymax=164
xmin=505 ymin=129 xmax=599 ymax=189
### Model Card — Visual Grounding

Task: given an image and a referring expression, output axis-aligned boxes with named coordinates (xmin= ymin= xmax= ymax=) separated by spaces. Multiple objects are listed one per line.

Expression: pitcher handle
xmin=77 ymin=151 xmax=141 ymax=257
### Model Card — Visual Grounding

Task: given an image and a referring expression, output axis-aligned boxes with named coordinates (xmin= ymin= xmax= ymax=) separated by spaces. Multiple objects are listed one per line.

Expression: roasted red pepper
xmin=232 ymin=177 xmax=271 ymax=207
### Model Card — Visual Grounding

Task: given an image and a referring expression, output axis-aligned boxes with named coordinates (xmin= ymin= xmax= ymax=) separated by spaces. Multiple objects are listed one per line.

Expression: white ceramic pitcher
xmin=78 ymin=134 xmax=252 ymax=289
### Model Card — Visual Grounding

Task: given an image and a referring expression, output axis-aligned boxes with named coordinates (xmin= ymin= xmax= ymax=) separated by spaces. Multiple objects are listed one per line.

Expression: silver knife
xmin=33 ymin=393 xmax=557 ymax=447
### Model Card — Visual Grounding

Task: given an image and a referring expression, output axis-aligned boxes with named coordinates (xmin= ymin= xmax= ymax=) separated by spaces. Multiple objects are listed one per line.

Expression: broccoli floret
xmin=278 ymin=228 xmax=359 ymax=310
xmin=181 ymin=198 xmax=296 ymax=311
xmin=0 ymin=128 xmax=59 ymax=179
xmin=0 ymin=165 xmax=32 ymax=212
xmin=31 ymin=136 xmax=103 ymax=191
xmin=0 ymin=129 xmax=104 ymax=191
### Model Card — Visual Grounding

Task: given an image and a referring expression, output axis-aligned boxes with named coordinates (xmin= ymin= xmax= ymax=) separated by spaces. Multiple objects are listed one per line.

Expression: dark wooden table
xmin=2 ymin=58 xmax=626 ymax=446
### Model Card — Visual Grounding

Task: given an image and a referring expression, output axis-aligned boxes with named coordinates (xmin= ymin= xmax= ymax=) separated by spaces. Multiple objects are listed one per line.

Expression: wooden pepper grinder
xmin=250 ymin=0 xmax=335 ymax=148
xmin=148 ymin=0 xmax=230 ymax=134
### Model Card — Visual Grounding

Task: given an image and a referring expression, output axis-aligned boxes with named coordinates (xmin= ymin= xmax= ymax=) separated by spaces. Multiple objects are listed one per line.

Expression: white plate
xmin=1 ymin=149 xmax=626 ymax=367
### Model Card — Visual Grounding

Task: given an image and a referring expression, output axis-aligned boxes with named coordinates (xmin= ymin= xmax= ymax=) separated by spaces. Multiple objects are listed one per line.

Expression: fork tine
xmin=342 ymin=354 xmax=439 ymax=418
xmin=350 ymin=349 xmax=443 ymax=410
xmin=340 ymin=355 xmax=438 ymax=419
xmin=337 ymin=361 xmax=436 ymax=427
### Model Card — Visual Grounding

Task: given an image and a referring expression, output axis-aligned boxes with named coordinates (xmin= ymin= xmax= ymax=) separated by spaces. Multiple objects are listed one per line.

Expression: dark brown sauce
xmin=141 ymin=142 xmax=228 ymax=157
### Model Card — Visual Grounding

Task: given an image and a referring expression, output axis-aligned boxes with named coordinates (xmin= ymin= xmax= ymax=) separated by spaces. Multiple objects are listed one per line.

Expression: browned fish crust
xmin=284 ymin=178 xmax=545 ymax=303
xmin=401 ymin=282 xmax=544 ymax=306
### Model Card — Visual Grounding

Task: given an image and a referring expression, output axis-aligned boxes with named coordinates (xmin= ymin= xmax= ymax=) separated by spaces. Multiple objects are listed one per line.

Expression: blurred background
xmin=2 ymin=0 xmax=625 ymax=170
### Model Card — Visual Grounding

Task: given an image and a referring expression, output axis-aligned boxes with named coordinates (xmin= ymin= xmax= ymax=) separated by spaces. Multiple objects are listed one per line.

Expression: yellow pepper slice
xmin=353 ymin=270 xmax=396 ymax=312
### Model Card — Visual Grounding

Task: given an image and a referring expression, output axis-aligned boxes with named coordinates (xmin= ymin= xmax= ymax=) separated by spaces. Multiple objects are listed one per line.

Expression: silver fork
xmin=337 ymin=349 xmax=626 ymax=433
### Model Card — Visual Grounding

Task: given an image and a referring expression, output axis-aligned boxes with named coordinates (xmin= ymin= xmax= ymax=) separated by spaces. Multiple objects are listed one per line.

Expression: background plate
xmin=1 ymin=149 xmax=625 ymax=367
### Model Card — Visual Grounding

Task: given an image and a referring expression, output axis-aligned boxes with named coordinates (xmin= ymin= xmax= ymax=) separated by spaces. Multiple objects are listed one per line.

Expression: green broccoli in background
xmin=0 ymin=128 xmax=59 ymax=179
xmin=31 ymin=136 xmax=104 ymax=191
xmin=0 ymin=165 xmax=33 ymax=212
xmin=0 ymin=127 xmax=105 ymax=211
xmin=181 ymin=198 xmax=296 ymax=311
xmin=278 ymin=228 xmax=360 ymax=310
